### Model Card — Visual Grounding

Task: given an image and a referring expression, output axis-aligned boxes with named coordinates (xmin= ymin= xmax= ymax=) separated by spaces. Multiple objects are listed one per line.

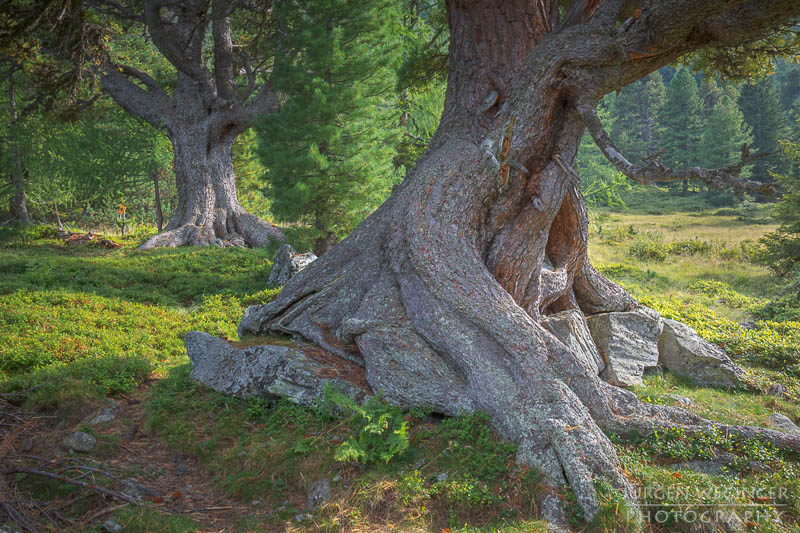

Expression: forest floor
xmin=1 ymin=189 xmax=799 ymax=532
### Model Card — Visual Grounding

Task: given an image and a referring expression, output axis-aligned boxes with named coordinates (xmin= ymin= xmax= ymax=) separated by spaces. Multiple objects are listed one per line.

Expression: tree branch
xmin=143 ymin=0 xmax=209 ymax=83
xmin=576 ymin=100 xmax=773 ymax=200
xmin=211 ymin=0 xmax=235 ymax=102
xmin=99 ymin=65 xmax=171 ymax=130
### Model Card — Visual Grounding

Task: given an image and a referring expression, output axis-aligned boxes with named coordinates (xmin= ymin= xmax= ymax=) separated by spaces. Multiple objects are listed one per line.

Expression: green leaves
xmin=323 ymin=386 xmax=410 ymax=465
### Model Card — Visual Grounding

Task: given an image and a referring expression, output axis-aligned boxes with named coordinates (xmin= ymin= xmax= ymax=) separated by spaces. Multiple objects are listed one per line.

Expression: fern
xmin=323 ymin=385 xmax=410 ymax=465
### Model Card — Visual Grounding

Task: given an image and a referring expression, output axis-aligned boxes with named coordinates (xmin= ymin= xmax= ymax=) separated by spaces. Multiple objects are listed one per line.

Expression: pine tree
xmin=739 ymin=77 xmax=792 ymax=184
xmin=761 ymin=139 xmax=800 ymax=276
xmin=610 ymin=72 xmax=666 ymax=163
xmin=660 ymin=67 xmax=704 ymax=194
xmin=699 ymin=94 xmax=753 ymax=168
xmin=256 ymin=0 xmax=403 ymax=255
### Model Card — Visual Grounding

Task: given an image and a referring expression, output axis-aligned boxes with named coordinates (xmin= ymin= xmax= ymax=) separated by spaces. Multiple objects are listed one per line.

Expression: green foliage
xmin=739 ymin=78 xmax=793 ymax=185
xmin=761 ymin=139 xmax=800 ymax=275
xmin=609 ymin=72 xmax=666 ymax=164
xmin=699 ymin=94 xmax=753 ymax=169
xmin=645 ymin=425 xmax=780 ymax=463
xmin=661 ymin=68 xmax=704 ymax=169
xmin=323 ymin=387 xmax=410 ymax=465
xmin=437 ymin=411 xmax=518 ymax=482
xmin=627 ymin=232 xmax=668 ymax=261
xmin=394 ymin=82 xmax=446 ymax=172
xmin=0 ymin=235 xmax=277 ymax=408
xmin=256 ymin=0 xmax=403 ymax=250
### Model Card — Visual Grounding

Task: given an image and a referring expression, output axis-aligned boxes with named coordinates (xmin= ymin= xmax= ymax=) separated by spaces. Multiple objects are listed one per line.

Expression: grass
xmin=2 ymin=191 xmax=800 ymax=532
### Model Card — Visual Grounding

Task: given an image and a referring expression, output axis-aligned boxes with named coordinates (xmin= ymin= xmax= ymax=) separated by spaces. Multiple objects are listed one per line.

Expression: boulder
xmin=89 ymin=407 xmax=116 ymax=425
xmin=587 ymin=306 xmax=663 ymax=387
xmin=63 ymin=431 xmax=96 ymax=452
xmin=767 ymin=383 xmax=791 ymax=400
xmin=268 ymin=244 xmax=317 ymax=286
xmin=185 ymin=331 xmax=369 ymax=407
xmin=658 ymin=319 xmax=745 ymax=388
xmin=666 ymin=394 xmax=696 ymax=408
xmin=768 ymin=413 xmax=800 ymax=435
xmin=542 ymin=309 xmax=604 ymax=375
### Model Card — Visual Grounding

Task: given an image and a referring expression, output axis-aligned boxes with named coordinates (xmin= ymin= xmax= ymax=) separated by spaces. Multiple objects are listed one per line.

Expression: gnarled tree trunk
xmin=137 ymin=118 xmax=280 ymax=249
xmin=95 ymin=0 xmax=285 ymax=249
xmin=212 ymin=0 xmax=800 ymax=529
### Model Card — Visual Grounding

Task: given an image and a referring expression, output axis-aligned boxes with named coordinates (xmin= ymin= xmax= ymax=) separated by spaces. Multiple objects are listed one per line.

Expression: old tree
xmin=200 ymin=0 xmax=800 ymax=528
xmin=2 ymin=0 xmax=284 ymax=248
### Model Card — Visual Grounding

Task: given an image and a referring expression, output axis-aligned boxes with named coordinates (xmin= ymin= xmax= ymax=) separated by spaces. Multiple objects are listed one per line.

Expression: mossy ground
xmin=1 ymin=192 xmax=799 ymax=532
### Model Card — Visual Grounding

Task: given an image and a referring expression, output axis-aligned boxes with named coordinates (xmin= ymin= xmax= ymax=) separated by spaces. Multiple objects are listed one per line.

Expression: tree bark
xmin=152 ymin=165 xmax=164 ymax=232
xmin=5 ymin=68 xmax=31 ymax=225
xmin=137 ymin=117 xmax=281 ymax=249
xmin=224 ymin=0 xmax=800 ymax=529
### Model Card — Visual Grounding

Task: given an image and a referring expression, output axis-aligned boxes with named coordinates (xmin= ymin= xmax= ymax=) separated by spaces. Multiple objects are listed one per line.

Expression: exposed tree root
xmin=138 ymin=208 xmax=283 ymax=250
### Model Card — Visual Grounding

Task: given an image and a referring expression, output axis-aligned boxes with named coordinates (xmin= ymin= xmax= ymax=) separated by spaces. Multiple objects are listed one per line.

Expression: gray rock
xmin=268 ymin=244 xmax=317 ymax=286
xmin=295 ymin=513 xmax=312 ymax=522
xmin=666 ymin=394 xmax=696 ymax=408
xmin=185 ymin=331 xmax=369 ymax=407
xmin=768 ymin=413 xmax=800 ymax=435
xmin=121 ymin=479 xmax=159 ymax=502
xmin=90 ymin=407 xmax=116 ymax=425
xmin=102 ymin=519 xmax=123 ymax=532
xmin=105 ymin=398 xmax=120 ymax=409
xmin=436 ymin=472 xmax=448 ymax=482
xmin=768 ymin=383 xmax=791 ymax=400
xmin=63 ymin=431 xmax=96 ymax=452
xmin=658 ymin=319 xmax=746 ymax=388
xmin=307 ymin=478 xmax=331 ymax=510
xmin=587 ymin=306 xmax=663 ymax=387
xmin=542 ymin=309 xmax=604 ymax=375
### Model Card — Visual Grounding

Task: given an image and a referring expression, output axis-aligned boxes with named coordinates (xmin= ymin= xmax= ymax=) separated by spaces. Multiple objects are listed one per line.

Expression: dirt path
xmin=1 ymin=384 xmax=268 ymax=532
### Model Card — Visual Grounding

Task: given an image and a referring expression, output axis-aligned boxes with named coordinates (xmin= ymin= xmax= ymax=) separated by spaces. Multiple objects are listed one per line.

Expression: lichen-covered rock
xmin=185 ymin=331 xmax=368 ymax=407
xmin=587 ymin=306 xmax=663 ymax=387
xmin=268 ymin=244 xmax=317 ymax=286
xmin=658 ymin=319 xmax=746 ymax=389
xmin=307 ymin=478 xmax=332 ymax=510
xmin=542 ymin=309 xmax=604 ymax=376
xmin=768 ymin=413 xmax=800 ymax=435
xmin=63 ymin=431 xmax=96 ymax=452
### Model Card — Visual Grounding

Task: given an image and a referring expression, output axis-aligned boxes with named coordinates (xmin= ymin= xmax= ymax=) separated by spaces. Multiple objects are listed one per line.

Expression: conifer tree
xmin=660 ymin=67 xmax=704 ymax=194
xmin=699 ymin=94 xmax=753 ymax=169
xmin=739 ymin=77 xmax=793 ymax=184
xmin=256 ymin=0 xmax=403 ymax=256
xmin=609 ymin=72 xmax=666 ymax=163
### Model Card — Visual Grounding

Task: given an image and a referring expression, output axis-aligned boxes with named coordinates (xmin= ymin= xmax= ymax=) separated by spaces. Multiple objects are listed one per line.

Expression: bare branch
xmin=211 ymin=0 xmax=235 ymax=102
xmin=115 ymin=64 xmax=167 ymax=97
xmin=576 ymin=100 xmax=774 ymax=200
xmin=3 ymin=467 xmax=140 ymax=505
xmin=143 ymin=0 xmax=209 ymax=83
xmin=99 ymin=65 xmax=171 ymax=130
